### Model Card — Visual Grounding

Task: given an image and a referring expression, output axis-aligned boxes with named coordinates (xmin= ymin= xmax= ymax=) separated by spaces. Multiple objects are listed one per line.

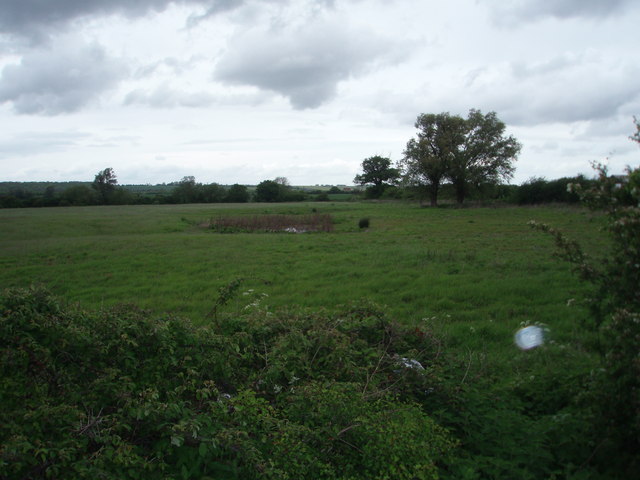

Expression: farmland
xmin=0 ymin=201 xmax=618 ymax=478
xmin=0 ymin=201 xmax=608 ymax=381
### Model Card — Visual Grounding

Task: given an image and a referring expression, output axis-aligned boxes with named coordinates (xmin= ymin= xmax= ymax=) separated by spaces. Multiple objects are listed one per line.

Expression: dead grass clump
xmin=207 ymin=214 xmax=334 ymax=233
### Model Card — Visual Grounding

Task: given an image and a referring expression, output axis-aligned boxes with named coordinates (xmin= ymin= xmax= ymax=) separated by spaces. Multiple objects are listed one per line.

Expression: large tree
xmin=92 ymin=168 xmax=118 ymax=204
xmin=354 ymin=155 xmax=400 ymax=198
xmin=401 ymin=113 xmax=465 ymax=206
xmin=449 ymin=109 xmax=521 ymax=204
xmin=401 ymin=110 xmax=520 ymax=205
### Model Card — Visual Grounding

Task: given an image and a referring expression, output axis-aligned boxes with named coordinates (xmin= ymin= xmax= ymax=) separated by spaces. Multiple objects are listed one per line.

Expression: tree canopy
xmin=354 ymin=156 xmax=400 ymax=198
xmin=225 ymin=183 xmax=250 ymax=203
xmin=402 ymin=110 xmax=521 ymax=205
xmin=255 ymin=180 xmax=283 ymax=202
xmin=401 ymin=113 xmax=465 ymax=206
xmin=91 ymin=168 xmax=118 ymax=204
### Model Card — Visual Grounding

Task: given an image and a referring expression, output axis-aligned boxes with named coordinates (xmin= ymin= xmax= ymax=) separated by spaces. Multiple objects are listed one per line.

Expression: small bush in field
xmin=358 ymin=217 xmax=370 ymax=229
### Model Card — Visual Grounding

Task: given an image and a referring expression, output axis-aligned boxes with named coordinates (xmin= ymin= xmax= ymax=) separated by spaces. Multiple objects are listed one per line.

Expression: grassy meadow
xmin=1 ymin=201 xmax=606 ymax=367
xmin=3 ymin=200 xmax=623 ymax=477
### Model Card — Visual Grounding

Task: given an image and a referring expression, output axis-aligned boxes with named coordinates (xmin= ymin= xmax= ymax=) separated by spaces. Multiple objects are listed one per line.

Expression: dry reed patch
xmin=206 ymin=213 xmax=334 ymax=233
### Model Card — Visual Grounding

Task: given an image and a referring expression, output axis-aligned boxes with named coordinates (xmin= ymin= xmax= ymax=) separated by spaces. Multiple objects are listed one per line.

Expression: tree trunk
xmin=455 ymin=181 xmax=465 ymax=205
xmin=429 ymin=183 xmax=439 ymax=207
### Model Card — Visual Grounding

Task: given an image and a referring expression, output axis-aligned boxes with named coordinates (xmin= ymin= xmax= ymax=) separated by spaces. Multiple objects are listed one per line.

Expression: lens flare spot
xmin=515 ymin=325 xmax=544 ymax=350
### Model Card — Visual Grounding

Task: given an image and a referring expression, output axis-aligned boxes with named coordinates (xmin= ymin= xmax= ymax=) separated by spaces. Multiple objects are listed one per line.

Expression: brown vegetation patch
xmin=206 ymin=213 xmax=334 ymax=233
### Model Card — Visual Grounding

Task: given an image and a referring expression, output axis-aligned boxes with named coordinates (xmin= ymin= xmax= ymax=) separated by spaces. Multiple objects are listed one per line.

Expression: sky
xmin=0 ymin=0 xmax=638 ymax=186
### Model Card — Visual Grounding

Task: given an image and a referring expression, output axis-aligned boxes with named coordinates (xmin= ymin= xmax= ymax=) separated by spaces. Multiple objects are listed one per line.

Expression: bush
xmin=358 ymin=217 xmax=370 ymax=229
xmin=530 ymin=157 xmax=640 ymax=476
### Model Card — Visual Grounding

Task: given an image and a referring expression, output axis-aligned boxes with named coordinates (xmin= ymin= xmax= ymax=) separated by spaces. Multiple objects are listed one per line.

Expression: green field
xmin=0 ymin=201 xmax=606 ymax=366
xmin=0 ymin=203 xmax=602 ymax=312
xmin=2 ymin=201 xmax=622 ymax=477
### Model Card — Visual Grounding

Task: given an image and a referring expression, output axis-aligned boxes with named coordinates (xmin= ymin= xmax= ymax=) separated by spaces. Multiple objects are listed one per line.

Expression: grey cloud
xmin=0 ymin=0 xmax=337 ymax=42
xmin=489 ymin=0 xmax=638 ymax=25
xmin=186 ymin=0 xmax=252 ymax=28
xmin=215 ymin=22 xmax=404 ymax=109
xmin=0 ymin=41 xmax=127 ymax=115
xmin=485 ymin=58 xmax=637 ymax=127
xmin=0 ymin=0 xmax=238 ymax=42
xmin=498 ymin=58 xmax=640 ymax=126
xmin=478 ymin=79 xmax=638 ymax=127
xmin=375 ymin=55 xmax=640 ymax=128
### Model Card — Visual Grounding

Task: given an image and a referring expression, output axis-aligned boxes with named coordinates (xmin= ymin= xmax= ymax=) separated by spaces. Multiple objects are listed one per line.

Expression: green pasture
xmin=0 ymin=202 xmax=606 ymax=373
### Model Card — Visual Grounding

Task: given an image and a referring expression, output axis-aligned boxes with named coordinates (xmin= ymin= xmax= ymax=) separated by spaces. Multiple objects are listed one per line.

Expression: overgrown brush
xmin=0 ymin=287 xmax=454 ymax=479
xmin=530 ymin=152 xmax=640 ymax=476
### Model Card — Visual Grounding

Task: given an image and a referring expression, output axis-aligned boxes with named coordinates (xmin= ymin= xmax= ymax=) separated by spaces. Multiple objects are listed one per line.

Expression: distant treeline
xmin=0 ymin=175 xmax=592 ymax=208
xmin=0 ymin=178 xmax=355 ymax=208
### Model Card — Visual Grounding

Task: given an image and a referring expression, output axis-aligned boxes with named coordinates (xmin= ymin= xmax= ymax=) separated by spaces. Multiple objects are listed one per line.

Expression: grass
xmin=3 ymin=200 xmax=619 ymax=477
xmin=0 ymin=202 xmax=607 ymax=375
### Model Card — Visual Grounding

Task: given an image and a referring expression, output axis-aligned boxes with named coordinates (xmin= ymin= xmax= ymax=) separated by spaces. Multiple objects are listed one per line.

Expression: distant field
xmin=0 ymin=202 xmax=607 ymax=370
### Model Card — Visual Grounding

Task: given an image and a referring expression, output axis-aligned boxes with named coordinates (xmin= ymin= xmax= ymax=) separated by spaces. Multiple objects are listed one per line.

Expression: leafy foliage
xmin=530 ymin=141 xmax=640 ymax=476
xmin=353 ymin=156 xmax=400 ymax=199
xmin=512 ymin=175 xmax=588 ymax=205
xmin=402 ymin=113 xmax=463 ymax=206
xmin=92 ymin=168 xmax=118 ymax=204
xmin=402 ymin=110 xmax=521 ymax=205
xmin=225 ymin=183 xmax=250 ymax=203
xmin=0 ymin=287 xmax=456 ymax=479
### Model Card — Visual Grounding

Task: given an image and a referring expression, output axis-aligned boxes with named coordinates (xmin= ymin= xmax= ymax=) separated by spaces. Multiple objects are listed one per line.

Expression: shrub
xmin=530 ymin=157 xmax=640 ymax=476
xmin=358 ymin=217 xmax=370 ymax=229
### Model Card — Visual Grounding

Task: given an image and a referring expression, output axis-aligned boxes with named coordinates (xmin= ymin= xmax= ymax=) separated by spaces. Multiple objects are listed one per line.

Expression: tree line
xmin=0 ymin=172 xmax=348 ymax=208
xmin=1 ymin=108 xmax=621 ymax=208
xmin=0 ymin=169 xmax=595 ymax=209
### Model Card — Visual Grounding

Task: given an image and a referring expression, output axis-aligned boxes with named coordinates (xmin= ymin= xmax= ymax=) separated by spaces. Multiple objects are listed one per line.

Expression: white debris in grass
xmin=397 ymin=357 xmax=425 ymax=371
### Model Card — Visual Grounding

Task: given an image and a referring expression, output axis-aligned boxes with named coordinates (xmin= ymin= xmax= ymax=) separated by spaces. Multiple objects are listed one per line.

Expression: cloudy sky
xmin=0 ymin=0 xmax=638 ymax=186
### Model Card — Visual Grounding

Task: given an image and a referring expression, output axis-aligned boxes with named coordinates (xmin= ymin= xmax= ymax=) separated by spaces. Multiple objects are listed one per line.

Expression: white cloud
xmin=0 ymin=39 xmax=127 ymax=115
xmin=124 ymin=84 xmax=216 ymax=108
